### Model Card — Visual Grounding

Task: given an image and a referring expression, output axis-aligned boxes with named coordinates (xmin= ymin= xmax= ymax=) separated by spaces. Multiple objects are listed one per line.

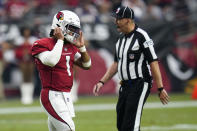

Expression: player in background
xmin=31 ymin=10 xmax=91 ymax=131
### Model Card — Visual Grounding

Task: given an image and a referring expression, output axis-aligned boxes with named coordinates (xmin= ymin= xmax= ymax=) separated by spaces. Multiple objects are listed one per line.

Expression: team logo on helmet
xmin=56 ymin=11 xmax=64 ymax=21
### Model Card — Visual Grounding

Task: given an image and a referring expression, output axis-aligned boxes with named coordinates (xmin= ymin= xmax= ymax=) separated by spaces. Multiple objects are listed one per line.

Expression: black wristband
xmin=99 ymin=81 xmax=104 ymax=85
xmin=158 ymin=87 xmax=164 ymax=92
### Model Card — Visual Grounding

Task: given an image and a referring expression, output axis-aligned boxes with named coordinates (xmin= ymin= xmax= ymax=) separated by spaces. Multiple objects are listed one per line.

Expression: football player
xmin=31 ymin=10 xmax=91 ymax=131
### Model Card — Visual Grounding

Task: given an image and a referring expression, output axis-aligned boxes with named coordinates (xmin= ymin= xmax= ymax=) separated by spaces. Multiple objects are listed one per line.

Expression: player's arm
xmin=74 ymin=31 xmax=91 ymax=70
xmin=35 ymin=27 xmax=64 ymax=67
xmin=93 ymin=62 xmax=118 ymax=96
xmin=74 ymin=51 xmax=91 ymax=70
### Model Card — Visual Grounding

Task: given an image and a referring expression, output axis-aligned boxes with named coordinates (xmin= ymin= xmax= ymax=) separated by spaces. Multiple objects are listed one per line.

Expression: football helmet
xmin=51 ymin=10 xmax=81 ymax=44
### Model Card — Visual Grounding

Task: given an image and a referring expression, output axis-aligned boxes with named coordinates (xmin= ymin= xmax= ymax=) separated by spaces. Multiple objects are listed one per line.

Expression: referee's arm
xmin=150 ymin=61 xmax=169 ymax=104
xmin=150 ymin=61 xmax=163 ymax=89
xmin=93 ymin=62 xmax=118 ymax=96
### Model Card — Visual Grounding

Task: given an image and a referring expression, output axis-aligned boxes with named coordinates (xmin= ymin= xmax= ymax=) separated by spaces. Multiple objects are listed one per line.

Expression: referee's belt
xmin=120 ymin=78 xmax=142 ymax=87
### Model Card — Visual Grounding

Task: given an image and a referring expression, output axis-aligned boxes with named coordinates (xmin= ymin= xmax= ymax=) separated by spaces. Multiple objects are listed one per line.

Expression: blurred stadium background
xmin=0 ymin=0 xmax=197 ymax=131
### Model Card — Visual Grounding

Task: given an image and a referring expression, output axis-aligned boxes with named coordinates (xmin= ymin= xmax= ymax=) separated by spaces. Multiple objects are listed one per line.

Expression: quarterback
xmin=31 ymin=10 xmax=91 ymax=131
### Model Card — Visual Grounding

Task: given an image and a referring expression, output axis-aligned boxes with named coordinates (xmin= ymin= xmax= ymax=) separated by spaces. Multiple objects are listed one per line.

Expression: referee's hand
xmin=159 ymin=89 xmax=169 ymax=105
xmin=93 ymin=83 xmax=103 ymax=96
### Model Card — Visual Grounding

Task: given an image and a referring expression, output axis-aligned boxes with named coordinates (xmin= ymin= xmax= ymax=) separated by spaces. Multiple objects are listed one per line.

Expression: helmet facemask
xmin=63 ymin=24 xmax=80 ymax=44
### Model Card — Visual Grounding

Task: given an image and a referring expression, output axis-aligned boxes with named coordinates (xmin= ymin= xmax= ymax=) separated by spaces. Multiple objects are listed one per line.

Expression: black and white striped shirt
xmin=114 ymin=25 xmax=158 ymax=82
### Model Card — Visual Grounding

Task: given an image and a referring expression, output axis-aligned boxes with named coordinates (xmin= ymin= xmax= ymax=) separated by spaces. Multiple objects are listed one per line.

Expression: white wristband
xmin=82 ymin=59 xmax=91 ymax=67
xmin=79 ymin=46 xmax=86 ymax=52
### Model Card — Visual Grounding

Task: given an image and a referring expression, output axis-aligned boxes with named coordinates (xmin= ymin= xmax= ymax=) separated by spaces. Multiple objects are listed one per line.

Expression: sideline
xmin=0 ymin=101 xmax=197 ymax=114
xmin=0 ymin=119 xmax=196 ymax=130
xmin=142 ymin=124 xmax=197 ymax=130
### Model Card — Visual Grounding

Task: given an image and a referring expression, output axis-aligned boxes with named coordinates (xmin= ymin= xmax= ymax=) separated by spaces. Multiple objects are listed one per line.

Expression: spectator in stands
xmin=75 ymin=0 xmax=98 ymax=23
xmin=5 ymin=0 xmax=29 ymax=23
xmin=50 ymin=0 xmax=69 ymax=20
xmin=65 ymin=0 xmax=79 ymax=8
xmin=34 ymin=0 xmax=52 ymax=15
xmin=159 ymin=0 xmax=174 ymax=21
xmin=96 ymin=0 xmax=112 ymax=23
xmin=0 ymin=0 xmax=6 ymax=23
xmin=145 ymin=0 xmax=163 ymax=20
xmin=186 ymin=0 xmax=197 ymax=13
xmin=173 ymin=0 xmax=191 ymax=35
xmin=15 ymin=27 xmax=37 ymax=104
xmin=1 ymin=40 xmax=22 ymax=93
xmin=122 ymin=0 xmax=147 ymax=21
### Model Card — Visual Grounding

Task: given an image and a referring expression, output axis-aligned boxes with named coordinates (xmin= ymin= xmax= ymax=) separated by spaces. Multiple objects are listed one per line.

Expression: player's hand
xmin=54 ymin=27 xmax=64 ymax=40
xmin=93 ymin=82 xmax=103 ymax=96
xmin=158 ymin=89 xmax=169 ymax=105
xmin=75 ymin=31 xmax=85 ymax=48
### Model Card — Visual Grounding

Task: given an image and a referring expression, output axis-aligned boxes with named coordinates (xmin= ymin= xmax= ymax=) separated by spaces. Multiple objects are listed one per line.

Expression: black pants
xmin=116 ymin=78 xmax=151 ymax=131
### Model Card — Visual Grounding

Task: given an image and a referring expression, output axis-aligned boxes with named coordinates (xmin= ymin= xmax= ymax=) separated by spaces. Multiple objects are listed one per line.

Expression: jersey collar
xmin=125 ymin=24 xmax=138 ymax=38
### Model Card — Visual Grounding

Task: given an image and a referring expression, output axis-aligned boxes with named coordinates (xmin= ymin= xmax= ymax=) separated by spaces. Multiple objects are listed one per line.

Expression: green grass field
xmin=0 ymin=93 xmax=197 ymax=131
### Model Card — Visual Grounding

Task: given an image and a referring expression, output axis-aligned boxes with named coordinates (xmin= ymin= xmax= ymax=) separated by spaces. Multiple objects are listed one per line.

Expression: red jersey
xmin=31 ymin=38 xmax=80 ymax=92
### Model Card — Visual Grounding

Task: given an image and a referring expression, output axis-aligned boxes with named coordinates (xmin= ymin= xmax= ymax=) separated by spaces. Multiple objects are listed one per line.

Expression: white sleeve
xmin=35 ymin=39 xmax=64 ymax=67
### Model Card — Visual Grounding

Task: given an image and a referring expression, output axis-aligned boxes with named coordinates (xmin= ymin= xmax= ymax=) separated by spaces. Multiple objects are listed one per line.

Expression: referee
xmin=93 ymin=6 xmax=169 ymax=131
